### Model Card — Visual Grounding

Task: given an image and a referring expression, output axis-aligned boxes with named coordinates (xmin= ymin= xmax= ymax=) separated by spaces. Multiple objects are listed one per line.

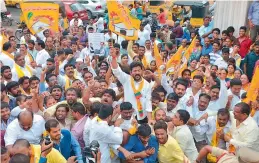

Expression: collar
xmin=241 ymin=116 xmax=251 ymax=126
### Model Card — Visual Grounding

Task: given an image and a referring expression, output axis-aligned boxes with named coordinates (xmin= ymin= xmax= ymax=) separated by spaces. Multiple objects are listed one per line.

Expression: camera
xmin=83 ymin=140 xmax=99 ymax=159
xmin=45 ymin=137 xmax=51 ymax=145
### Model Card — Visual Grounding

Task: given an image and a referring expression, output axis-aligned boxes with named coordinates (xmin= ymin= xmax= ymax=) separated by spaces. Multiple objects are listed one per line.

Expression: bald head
xmin=18 ymin=111 xmax=33 ymax=131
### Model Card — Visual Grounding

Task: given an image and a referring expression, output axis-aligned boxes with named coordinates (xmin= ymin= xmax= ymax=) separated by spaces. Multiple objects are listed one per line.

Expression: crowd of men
xmin=1 ymin=1 xmax=259 ymax=163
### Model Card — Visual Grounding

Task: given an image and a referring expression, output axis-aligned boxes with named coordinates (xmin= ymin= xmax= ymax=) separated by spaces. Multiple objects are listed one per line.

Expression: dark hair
xmin=15 ymin=95 xmax=27 ymax=106
xmin=45 ymin=74 xmax=57 ymax=83
xmin=28 ymin=40 xmax=35 ymax=45
xmin=137 ymin=123 xmax=151 ymax=137
xmin=64 ymin=87 xmax=78 ymax=97
xmin=133 ymin=43 xmax=139 ymax=48
xmin=1 ymin=146 xmax=8 ymax=154
xmin=29 ymin=76 xmax=40 ymax=84
xmin=13 ymin=139 xmax=30 ymax=148
xmin=151 ymin=92 xmax=161 ymax=102
xmin=210 ymin=85 xmax=220 ymax=91
xmin=159 ymin=8 xmax=164 ymax=12
xmin=150 ymin=32 xmax=156 ymax=38
xmin=1 ymin=65 xmax=11 ymax=74
xmin=71 ymin=102 xmax=86 ymax=115
xmin=2 ymin=42 xmax=12 ymax=51
xmin=227 ymin=26 xmax=235 ymax=33
xmin=98 ymin=104 xmax=113 ymax=119
xmin=6 ymin=81 xmax=19 ymax=92
xmin=1 ymin=83 xmax=6 ymax=92
xmin=121 ymin=53 xmax=128 ymax=59
xmin=114 ymin=43 xmax=120 ymax=49
xmin=50 ymin=85 xmax=63 ymax=93
xmin=222 ymin=47 xmax=230 ymax=54
xmin=212 ymin=28 xmax=220 ymax=34
xmin=230 ymin=78 xmax=242 ymax=87
xmin=235 ymin=102 xmax=250 ymax=115
xmin=193 ymin=75 xmax=204 ymax=83
xmin=153 ymin=85 xmax=167 ymax=96
xmin=102 ymin=89 xmax=116 ymax=101
xmin=55 ymin=104 xmax=69 ymax=114
xmin=213 ymin=41 xmax=220 ymax=46
xmin=47 ymin=58 xmax=55 ymax=63
xmin=120 ymin=102 xmax=133 ymax=111
xmin=36 ymin=39 xmax=45 ymax=49
xmin=10 ymin=154 xmax=30 ymax=163
xmin=222 ymin=30 xmax=229 ymax=36
xmin=175 ymin=80 xmax=188 ymax=90
xmin=181 ymin=69 xmax=191 ymax=77
xmin=167 ymin=92 xmax=179 ymax=101
xmin=57 ymin=50 xmax=65 ymax=56
xmin=121 ymin=40 xmax=128 ymax=49
xmin=64 ymin=64 xmax=75 ymax=72
xmin=199 ymin=93 xmax=211 ymax=101
xmin=177 ymin=110 xmax=190 ymax=124
xmin=18 ymin=76 xmax=30 ymax=85
xmin=154 ymin=120 xmax=167 ymax=131
xmin=239 ymin=26 xmax=247 ymax=32
xmin=211 ymin=65 xmax=218 ymax=70
xmin=217 ymin=108 xmax=230 ymax=118
xmin=45 ymin=119 xmax=60 ymax=132
xmin=64 ymin=48 xmax=73 ymax=55
xmin=254 ymin=41 xmax=259 ymax=46
xmin=129 ymin=61 xmax=143 ymax=71
xmin=1 ymin=101 xmax=9 ymax=109
xmin=90 ymin=102 xmax=102 ymax=117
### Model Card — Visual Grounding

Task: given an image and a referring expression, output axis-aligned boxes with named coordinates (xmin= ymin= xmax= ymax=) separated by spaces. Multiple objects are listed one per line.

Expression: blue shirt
xmin=136 ymin=7 xmax=143 ymax=20
xmin=118 ymin=134 xmax=159 ymax=163
xmin=202 ymin=44 xmax=213 ymax=55
xmin=53 ymin=129 xmax=83 ymax=163
xmin=248 ymin=1 xmax=259 ymax=25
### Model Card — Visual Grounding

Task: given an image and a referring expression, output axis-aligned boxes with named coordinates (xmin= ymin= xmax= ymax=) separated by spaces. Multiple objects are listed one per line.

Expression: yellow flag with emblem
xmin=166 ymin=45 xmax=184 ymax=70
xmin=20 ymin=3 xmax=59 ymax=35
xmin=107 ymin=1 xmax=140 ymax=40
xmin=179 ymin=36 xmax=197 ymax=75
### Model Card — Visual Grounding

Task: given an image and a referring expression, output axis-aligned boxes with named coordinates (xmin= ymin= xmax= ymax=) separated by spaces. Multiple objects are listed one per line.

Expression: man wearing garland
xmin=110 ymin=48 xmax=153 ymax=124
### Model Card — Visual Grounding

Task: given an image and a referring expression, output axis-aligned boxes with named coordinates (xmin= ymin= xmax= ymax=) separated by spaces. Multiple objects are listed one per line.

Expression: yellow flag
xmin=154 ymin=43 xmax=163 ymax=67
xmin=243 ymin=66 xmax=259 ymax=103
xmin=107 ymin=1 xmax=140 ymax=40
xmin=20 ymin=3 xmax=59 ymax=35
xmin=166 ymin=45 xmax=183 ymax=70
xmin=179 ymin=36 xmax=197 ymax=74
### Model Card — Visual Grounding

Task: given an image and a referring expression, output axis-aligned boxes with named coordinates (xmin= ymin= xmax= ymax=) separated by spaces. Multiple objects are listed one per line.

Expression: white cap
xmin=76 ymin=58 xmax=83 ymax=62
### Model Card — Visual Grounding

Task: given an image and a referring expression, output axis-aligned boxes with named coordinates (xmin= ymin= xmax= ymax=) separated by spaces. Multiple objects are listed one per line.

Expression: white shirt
xmin=11 ymin=65 xmax=35 ymax=81
xmin=145 ymin=51 xmax=154 ymax=65
xmin=171 ymin=125 xmax=198 ymax=162
xmin=93 ymin=17 xmax=104 ymax=31
xmin=4 ymin=114 xmax=45 ymax=146
xmin=69 ymin=18 xmax=83 ymax=26
xmin=253 ymin=111 xmax=259 ymax=126
xmin=227 ymin=89 xmax=245 ymax=111
xmin=185 ymin=87 xmax=202 ymax=109
xmin=104 ymin=33 xmax=118 ymax=43
xmin=230 ymin=116 xmax=259 ymax=152
xmin=0 ymin=52 xmax=14 ymax=68
xmin=80 ymin=46 xmax=93 ymax=60
xmin=187 ymin=106 xmax=208 ymax=142
xmin=205 ymin=116 xmax=231 ymax=149
xmin=214 ymin=57 xmax=228 ymax=69
xmin=112 ymin=67 xmax=152 ymax=120
xmin=89 ymin=117 xmax=123 ymax=163
xmin=208 ymin=80 xmax=228 ymax=112
xmin=10 ymin=106 xmax=26 ymax=118
xmin=35 ymin=49 xmax=50 ymax=67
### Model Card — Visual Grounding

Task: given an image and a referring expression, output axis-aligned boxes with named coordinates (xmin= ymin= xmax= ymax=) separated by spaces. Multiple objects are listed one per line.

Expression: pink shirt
xmin=71 ymin=115 xmax=88 ymax=149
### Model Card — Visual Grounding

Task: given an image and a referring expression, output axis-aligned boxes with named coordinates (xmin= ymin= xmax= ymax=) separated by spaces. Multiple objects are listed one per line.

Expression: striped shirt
xmin=209 ymin=51 xmax=222 ymax=65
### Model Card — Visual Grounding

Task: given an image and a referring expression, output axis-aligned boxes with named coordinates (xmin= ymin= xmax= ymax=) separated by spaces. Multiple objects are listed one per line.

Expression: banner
xmin=107 ymin=1 xmax=140 ymax=40
xmin=20 ymin=3 xmax=59 ymax=35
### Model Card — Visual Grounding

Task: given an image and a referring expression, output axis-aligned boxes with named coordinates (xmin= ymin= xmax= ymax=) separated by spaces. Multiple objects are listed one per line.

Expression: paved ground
xmin=3 ymin=7 xmax=21 ymax=31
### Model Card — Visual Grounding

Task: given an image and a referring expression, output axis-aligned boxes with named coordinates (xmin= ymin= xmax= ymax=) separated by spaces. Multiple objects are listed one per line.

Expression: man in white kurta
xmin=110 ymin=48 xmax=153 ymax=123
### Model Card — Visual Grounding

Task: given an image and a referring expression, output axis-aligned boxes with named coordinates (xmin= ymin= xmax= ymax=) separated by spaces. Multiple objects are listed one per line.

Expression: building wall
xmin=213 ymin=1 xmax=252 ymax=37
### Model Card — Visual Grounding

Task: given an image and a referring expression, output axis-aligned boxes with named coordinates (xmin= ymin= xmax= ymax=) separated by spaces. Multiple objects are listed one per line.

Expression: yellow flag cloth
xmin=153 ymin=43 xmax=163 ymax=67
xmin=166 ymin=45 xmax=183 ymax=70
xmin=243 ymin=66 xmax=259 ymax=104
